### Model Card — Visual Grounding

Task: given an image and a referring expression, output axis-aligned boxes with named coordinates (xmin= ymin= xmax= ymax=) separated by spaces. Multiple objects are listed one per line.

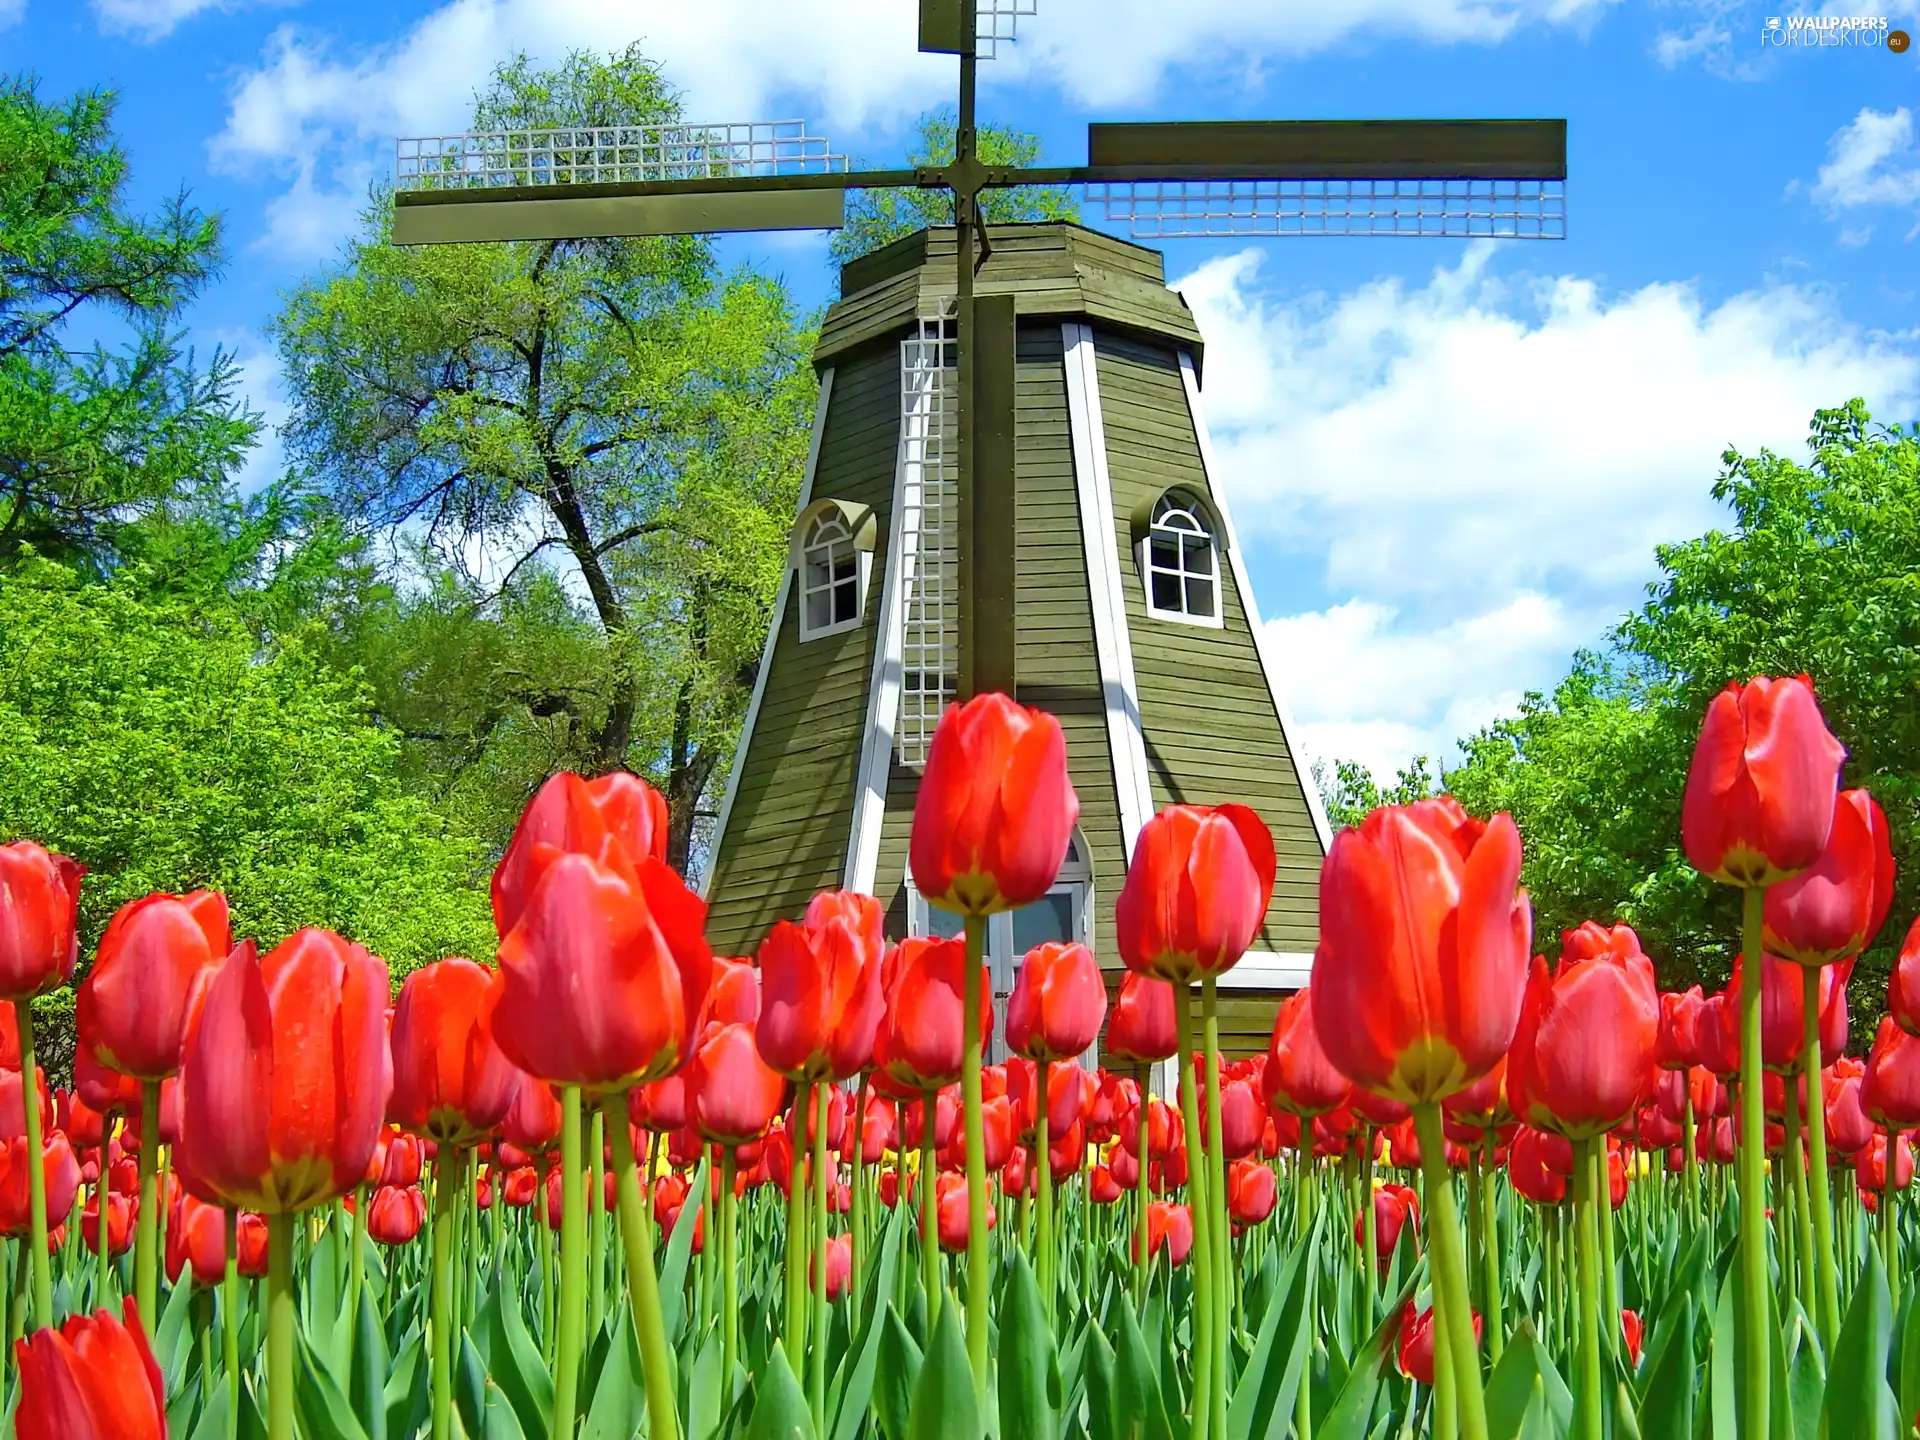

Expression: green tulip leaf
xmin=687 ymin=1328 xmax=725 ymax=1440
xmin=748 ymin=1341 xmax=817 ymax=1440
xmin=907 ymin=1300 xmax=982 ymax=1440
xmin=482 ymin=1262 xmax=553 ymax=1440
xmin=351 ymin=1279 xmax=392 ymax=1440
xmin=1318 ymin=1269 xmax=1419 ymax=1440
xmin=660 ymin=1155 xmax=711 ymax=1343
xmin=296 ymin=1329 xmax=373 ymax=1440
xmin=455 ymin=1329 xmax=489 ymax=1440
xmin=1114 ymin=1293 xmax=1178 ymax=1440
xmin=385 ymin=1328 xmax=430 ymax=1440
xmin=996 ymin=1250 xmax=1061 ymax=1440
xmin=832 ymin=1215 xmax=905 ymax=1440
xmin=1821 ymin=1243 xmax=1899 ymax=1440
xmin=1084 ymin=1324 xmax=1123 ymax=1440
xmin=1487 ymin=1319 xmax=1573 ymax=1440
xmin=1226 ymin=1204 xmax=1321 ymax=1440
xmin=1634 ymin=1298 xmax=1694 ymax=1440
xmin=1898 ymin=1282 xmax=1920 ymax=1436
xmin=580 ymin=1306 xmax=647 ymax=1440
xmin=875 ymin=1305 xmax=924 ymax=1440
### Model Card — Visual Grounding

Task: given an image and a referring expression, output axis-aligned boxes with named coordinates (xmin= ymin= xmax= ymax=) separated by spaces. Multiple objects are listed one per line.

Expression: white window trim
xmin=1138 ymin=495 xmax=1224 ymax=630
xmin=797 ymin=515 xmax=869 ymax=643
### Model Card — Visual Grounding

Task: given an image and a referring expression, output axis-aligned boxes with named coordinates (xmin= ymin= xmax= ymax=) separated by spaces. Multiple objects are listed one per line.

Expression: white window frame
xmin=1138 ymin=491 xmax=1223 ymax=629
xmin=797 ymin=512 xmax=869 ymax=641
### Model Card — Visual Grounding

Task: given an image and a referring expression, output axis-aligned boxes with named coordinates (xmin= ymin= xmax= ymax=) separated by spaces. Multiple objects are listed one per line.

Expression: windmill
xmin=391 ymin=0 xmax=1566 ymax=1060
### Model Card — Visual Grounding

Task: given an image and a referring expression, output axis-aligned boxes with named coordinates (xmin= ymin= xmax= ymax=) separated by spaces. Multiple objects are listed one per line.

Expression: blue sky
xmin=6 ymin=0 xmax=1919 ymax=781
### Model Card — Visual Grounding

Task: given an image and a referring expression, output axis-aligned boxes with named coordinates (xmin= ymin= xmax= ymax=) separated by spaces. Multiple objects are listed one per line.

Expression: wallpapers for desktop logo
xmin=1761 ymin=14 xmax=1911 ymax=50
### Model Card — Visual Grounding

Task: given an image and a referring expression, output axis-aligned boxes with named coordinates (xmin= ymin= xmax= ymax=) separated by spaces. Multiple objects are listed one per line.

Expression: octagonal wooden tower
xmin=700 ymin=222 xmax=1332 ymax=1058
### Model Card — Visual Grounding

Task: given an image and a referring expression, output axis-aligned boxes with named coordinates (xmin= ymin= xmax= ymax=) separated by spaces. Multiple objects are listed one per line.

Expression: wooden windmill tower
xmin=389 ymin=0 xmax=1566 ymax=1056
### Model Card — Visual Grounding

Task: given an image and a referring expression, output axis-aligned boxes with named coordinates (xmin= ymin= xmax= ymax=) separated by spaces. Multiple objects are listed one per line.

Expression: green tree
xmin=1446 ymin=400 xmax=1920 ymax=1030
xmin=272 ymin=47 xmax=818 ymax=873
xmin=0 ymin=556 xmax=496 ymax=982
xmin=828 ymin=109 xmax=1079 ymax=270
xmin=1311 ymin=754 xmax=1438 ymax=831
xmin=0 ymin=77 xmax=258 ymax=566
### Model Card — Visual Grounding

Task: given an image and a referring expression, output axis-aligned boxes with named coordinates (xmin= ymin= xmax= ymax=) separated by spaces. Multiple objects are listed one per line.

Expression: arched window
xmin=1141 ymin=491 xmax=1221 ymax=626
xmin=800 ymin=511 xmax=864 ymax=639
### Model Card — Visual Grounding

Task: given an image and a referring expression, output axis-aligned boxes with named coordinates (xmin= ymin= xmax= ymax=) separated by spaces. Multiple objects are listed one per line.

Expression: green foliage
xmin=1438 ymin=400 xmax=1920 ymax=1016
xmin=0 ymin=75 xmax=258 ymax=566
xmin=0 ymin=556 xmax=495 ymax=980
xmin=272 ymin=45 xmax=817 ymax=871
xmin=828 ymin=110 xmax=1080 ymax=271
xmin=1312 ymin=755 xmax=1439 ymax=833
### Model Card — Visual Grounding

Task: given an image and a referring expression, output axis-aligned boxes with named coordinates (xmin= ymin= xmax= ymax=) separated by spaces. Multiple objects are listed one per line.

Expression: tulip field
xmin=7 ymin=676 xmax=1920 ymax=1439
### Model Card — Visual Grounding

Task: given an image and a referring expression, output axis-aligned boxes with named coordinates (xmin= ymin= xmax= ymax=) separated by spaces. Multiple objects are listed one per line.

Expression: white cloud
xmin=93 ymin=0 xmax=299 ymax=41
xmin=210 ymin=330 xmax=290 ymax=495
xmin=210 ymin=0 xmax=1615 ymax=256
xmin=0 ymin=0 xmax=23 ymax=30
xmin=1811 ymin=108 xmax=1920 ymax=237
xmin=1186 ymin=245 xmax=1920 ymax=778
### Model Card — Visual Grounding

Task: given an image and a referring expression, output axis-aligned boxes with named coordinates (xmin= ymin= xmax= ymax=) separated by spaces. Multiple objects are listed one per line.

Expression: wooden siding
xmin=703 ymin=346 xmax=899 ymax=956
xmin=1093 ymin=330 xmax=1324 ymax=955
xmin=818 ymin=225 xmax=1203 ymax=372
xmin=868 ymin=321 xmax=1128 ymax=965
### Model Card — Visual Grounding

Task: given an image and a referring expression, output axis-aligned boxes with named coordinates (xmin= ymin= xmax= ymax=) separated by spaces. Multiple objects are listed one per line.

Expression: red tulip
xmin=1507 ymin=925 xmax=1659 ymax=1140
xmin=1655 ymin=987 xmax=1705 ymax=1071
xmin=1827 ymin=1063 xmax=1874 ymax=1155
xmin=1621 ymin=1309 xmax=1644 ymax=1368
xmin=1682 ymin=675 xmax=1845 ymax=888
xmin=1007 ymin=941 xmax=1106 ymax=1062
xmin=873 ymin=937 xmax=989 ymax=1092
xmin=1212 ymin=1076 xmax=1264 ymax=1160
xmin=1398 ymin=1302 xmax=1482 ymax=1385
xmin=1694 ymin=992 xmax=1742 ymax=1077
xmin=1889 ymin=916 xmax=1920 ymax=1038
xmin=1857 ymin=1130 xmax=1913 ymax=1193
xmin=81 ymin=1193 xmax=133 ymax=1258
xmin=1386 ymin=1117 xmax=1422 ymax=1170
xmin=1046 ymin=1120 xmax=1086 ymax=1184
xmin=491 ymin=846 xmax=712 ymax=1092
xmin=379 ymin=1132 xmax=423 ymax=1188
xmin=1740 ymin=951 xmax=1851 ymax=1073
xmin=1356 ymin=1182 xmax=1420 ymax=1266
xmin=76 ymin=891 xmax=229 ymax=1081
xmin=1227 ymin=1157 xmax=1277 ymax=1225
xmin=709 ymin=956 xmax=759 ymax=1024
xmin=366 ymin=1184 xmax=427 ymax=1246
xmin=1089 ymin=1165 xmax=1123 ymax=1204
xmin=0 ymin=1132 xmax=80 ymax=1235
xmin=1763 ymin=789 xmax=1894 ymax=966
xmin=1441 ymin=1058 xmax=1509 ymax=1130
xmin=901 ymin=1089 xmax=959 ymax=1153
xmin=689 ymin=1021 xmax=786 ymax=1146
xmin=388 ymin=958 xmax=518 ymax=1147
xmin=175 ymin=930 xmax=391 ymax=1214
xmin=841 ymin=1092 xmax=896 ymax=1167
xmin=0 ymin=842 xmax=84 ymax=1002
xmin=936 ymin=1172 xmax=995 ymax=1251
xmin=634 ymin=1074 xmax=690 ymax=1135
xmin=0 ymin=1061 xmax=50 ymax=1142
xmin=1509 ymin=1127 xmax=1572 ymax=1205
xmin=1105 ymin=973 xmax=1178 ymax=1064
xmin=491 ymin=770 xmax=668 ymax=938
xmin=817 ymin=1232 xmax=853 ymax=1302
xmin=1862 ymin=1017 xmax=1920 ymax=1128
xmin=1142 ymin=1200 xmax=1194 ymax=1264
xmin=1008 ymin=1058 xmax=1087 ymax=1144
xmin=1117 ymin=805 xmax=1276 ymax=982
xmin=13 ymin=1297 xmax=164 ymax=1440
xmin=755 ymin=891 xmax=885 ymax=1082
xmin=167 ymin=1192 xmax=232 ymax=1285
xmin=909 ymin=694 xmax=1080 ymax=917
xmin=1264 ymin=989 xmax=1352 ymax=1118
xmin=1311 ymin=798 xmax=1531 ymax=1103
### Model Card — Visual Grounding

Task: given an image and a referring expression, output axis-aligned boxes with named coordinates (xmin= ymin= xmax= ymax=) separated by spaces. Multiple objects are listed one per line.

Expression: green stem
xmin=266 ymin=1212 xmax=296 ymax=1440
xmin=431 ymin=1146 xmax=459 ymax=1440
xmin=537 ymin=1154 xmax=555 ymax=1364
xmin=787 ymin=1083 xmax=811 ymax=1360
xmin=1433 ymin=1284 xmax=1457 ymax=1440
xmin=1173 ymin=983 xmax=1214 ymax=1440
xmin=1571 ymin=1138 xmax=1603 ymax=1440
xmin=1480 ymin=1132 xmax=1502 ymax=1362
xmin=722 ymin=1149 xmax=739 ymax=1384
xmin=1201 ymin=975 xmax=1231 ymax=1418
xmin=1683 ymin=1089 xmax=1699 ymax=1230
xmin=811 ymin=1081 xmax=831 ymax=1429
xmin=1802 ymin=965 xmax=1842 ymax=1347
xmin=1362 ymin=1124 xmax=1378 ymax=1329
xmin=224 ymin=1210 xmax=240 ymax=1440
xmin=1134 ymin=1069 xmax=1151 ymax=1310
xmin=555 ymin=1087 xmax=587 ymax=1440
xmin=13 ymin=1001 xmax=51 ymax=1330
xmin=1736 ymin=886 xmax=1771 ymax=1440
xmin=921 ymin=1090 xmax=940 ymax=1328
xmin=1036 ymin=1059 xmax=1053 ymax=1315
xmin=589 ymin=1107 xmax=606 ymax=1341
xmin=1412 ymin=1103 xmax=1487 ymax=1440
xmin=348 ymin=1183 xmax=365 ymax=1373
xmin=605 ymin=1096 xmax=680 ymax=1440
xmin=1785 ymin=1066 xmax=1815 ymax=1324
xmin=961 ymin=914 xmax=991 ymax=1397
xmin=850 ymin=1073 xmax=869 ymax=1331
